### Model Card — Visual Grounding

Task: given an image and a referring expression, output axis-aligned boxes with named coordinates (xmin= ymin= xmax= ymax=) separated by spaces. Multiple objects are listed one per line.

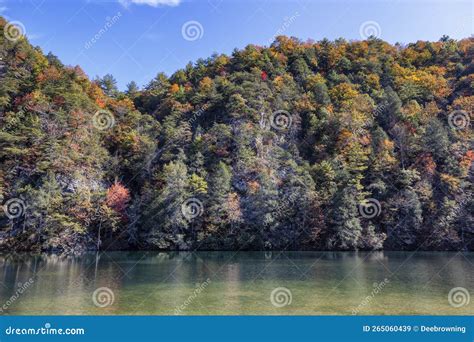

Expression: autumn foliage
xmin=106 ymin=182 xmax=131 ymax=220
xmin=0 ymin=14 xmax=472 ymax=253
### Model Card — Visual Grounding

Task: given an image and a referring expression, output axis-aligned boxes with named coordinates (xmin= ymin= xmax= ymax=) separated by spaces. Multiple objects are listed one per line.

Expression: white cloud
xmin=119 ymin=0 xmax=181 ymax=7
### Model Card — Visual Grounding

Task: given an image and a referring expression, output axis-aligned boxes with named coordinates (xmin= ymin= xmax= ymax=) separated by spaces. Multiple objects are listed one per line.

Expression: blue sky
xmin=1 ymin=0 xmax=472 ymax=89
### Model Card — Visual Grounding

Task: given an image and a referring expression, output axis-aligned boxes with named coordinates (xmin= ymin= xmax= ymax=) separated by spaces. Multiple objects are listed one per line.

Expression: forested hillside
xmin=0 ymin=17 xmax=472 ymax=253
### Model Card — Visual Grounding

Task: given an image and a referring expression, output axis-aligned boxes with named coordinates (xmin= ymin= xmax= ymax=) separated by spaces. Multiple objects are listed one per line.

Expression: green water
xmin=0 ymin=251 xmax=472 ymax=315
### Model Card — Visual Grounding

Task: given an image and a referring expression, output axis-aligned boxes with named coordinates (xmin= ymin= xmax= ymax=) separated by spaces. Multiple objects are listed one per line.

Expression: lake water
xmin=0 ymin=251 xmax=472 ymax=315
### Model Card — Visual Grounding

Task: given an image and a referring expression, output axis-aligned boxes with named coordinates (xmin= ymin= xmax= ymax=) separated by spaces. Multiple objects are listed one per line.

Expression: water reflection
xmin=0 ymin=251 xmax=472 ymax=315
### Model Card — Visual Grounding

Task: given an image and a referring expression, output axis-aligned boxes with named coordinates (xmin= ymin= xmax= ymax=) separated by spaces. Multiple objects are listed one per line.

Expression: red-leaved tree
xmin=105 ymin=181 xmax=131 ymax=221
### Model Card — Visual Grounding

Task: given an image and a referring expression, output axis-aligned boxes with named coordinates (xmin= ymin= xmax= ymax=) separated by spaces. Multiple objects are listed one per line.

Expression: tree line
xmin=0 ymin=17 xmax=472 ymax=253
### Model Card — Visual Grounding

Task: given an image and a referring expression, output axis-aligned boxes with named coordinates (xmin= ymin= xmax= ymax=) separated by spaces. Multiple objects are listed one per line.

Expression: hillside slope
xmin=1 ymin=18 xmax=473 ymax=252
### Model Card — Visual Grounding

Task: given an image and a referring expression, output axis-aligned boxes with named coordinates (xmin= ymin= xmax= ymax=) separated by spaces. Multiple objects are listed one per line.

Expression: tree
xmin=125 ymin=81 xmax=140 ymax=98
xmin=105 ymin=181 xmax=131 ymax=220
xmin=328 ymin=186 xmax=363 ymax=250
xmin=141 ymin=160 xmax=191 ymax=249
xmin=202 ymin=161 xmax=239 ymax=248
xmin=97 ymin=74 xmax=119 ymax=97
xmin=2 ymin=16 xmax=473 ymax=253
